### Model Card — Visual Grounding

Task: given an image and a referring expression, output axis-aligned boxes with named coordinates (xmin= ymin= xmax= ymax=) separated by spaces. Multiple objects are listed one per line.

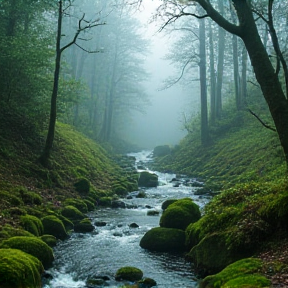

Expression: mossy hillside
xmin=200 ymin=258 xmax=270 ymax=288
xmin=153 ymin=112 xmax=285 ymax=188
xmin=0 ymin=236 xmax=54 ymax=269
xmin=0 ymin=248 xmax=43 ymax=288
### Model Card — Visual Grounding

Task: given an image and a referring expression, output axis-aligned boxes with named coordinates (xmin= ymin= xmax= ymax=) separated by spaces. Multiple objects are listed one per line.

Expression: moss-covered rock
xmin=98 ymin=196 xmax=112 ymax=206
xmin=64 ymin=198 xmax=88 ymax=213
xmin=42 ymin=215 xmax=68 ymax=240
xmin=0 ymin=248 xmax=43 ymax=288
xmin=140 ymin=227 xmax=186 ymax=252
xmin=74 ymin=178 xmax=90 ymax=194
xmin=161 ymin=199 xmax=177 ymax=210
xmin=61 ymin=205 xmax=86 ymax=222
xmin=0 ymin=191 xmax=23 ymax=206
xmin=200 ymin=258 xmax=270 ymax=288
xmin=20 ymin=214 xmax=44 ymax=236
xmin=74 ymin=218 xmax=94 ymax=233
xmin=39 ymin=234 xmax=57 ymax=247
xmin=153 ymin=145 xmax=171 ymax=157
xmin=138 ymin=171 xmax=158 ymax=187
xmin=19 ymin=189 xmax=42 ymax=205
xmin=115 ymin=266 xmax=143 ymax=282
xmin=58 ymin=214 xmax=74 ymax=231
xmin=0 ymin=236 xmax=54 ymax=269
xmin=83 ymin=199 xmax=95 ymax=211
xmin=186 ymin=232 xmax=248 ymax=276
xmin=160 ymin=198 xmax=201 ymax=230
xmin=0 ymin=224 xmax=34 ymax=241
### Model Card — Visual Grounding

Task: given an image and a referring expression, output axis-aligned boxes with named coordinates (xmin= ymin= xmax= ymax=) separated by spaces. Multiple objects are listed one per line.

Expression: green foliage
xmin=41 ymin=215 xmax=68 ymax=240
xmin=0 ymin=236 xmax=54 ymax=269
xmin=115 ymin=266 xmax=143 ymax=282
xmin=200 ymin=258 xmax=270 ymax=288
xmin=140 ymin=227 xmax=186 ymax=252
xmin=20 ymin=215 xmax=43 ymax=237
xmin=0 ymin=248 xmax=43 ymax=288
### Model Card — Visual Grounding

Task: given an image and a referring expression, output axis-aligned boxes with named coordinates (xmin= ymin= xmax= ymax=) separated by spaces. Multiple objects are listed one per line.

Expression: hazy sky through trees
xmin=127 ymin=0 xmax=191 ymax=149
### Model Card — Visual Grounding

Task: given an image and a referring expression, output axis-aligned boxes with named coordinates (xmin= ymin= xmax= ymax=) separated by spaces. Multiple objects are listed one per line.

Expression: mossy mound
xmin=20 ymin=214 xmax=44 ymax=236
xmin=98 ymin=196 xmax=112 ymax=206
xmin=0 ymin=191 xmax=23 ymax=206
xmin=64 ymin=198 xmax=88 ymax=213
xmin=0 ymin=236 xmax=54 ymax=269
xmin=83 ymin=199 xmax=95 ymax=211
xmin=0 ymin=248 xmax=43 ymax=288
xmin=0 ymin=224 xmax=34 ymax=241
xmin=39 ymin=234 xmax=57 ymax=247
xmin=74 ymin=218 xmax=94 ymax=233
xmin=161 ymin=199 xmax=177 ymax=210
xmin=186 ymin=232 xmax=248 ymax=276
xmin=19 ymin=189 xmax=42 ymax=205
xmin=153 ymin=145 xmax=171 ymax=157
xmin=200 ymin=258 xmax=270 ymax=288
xmin=61 ymin=205 xmax=86 ymax=222
xmin=58 ymin=214 xmax=74 ymax=231
xmin=138 ymin=171 xmax=158 ymax=187
xmin=160 ymin=198 xmax=201 ymax=230
xmin=115 ymin=266 xmax=143 ymax=282
xmin=42 ymin=215 xmax=68 ymax=240
xmin=140 ymin=227 xmax=185 ymax=252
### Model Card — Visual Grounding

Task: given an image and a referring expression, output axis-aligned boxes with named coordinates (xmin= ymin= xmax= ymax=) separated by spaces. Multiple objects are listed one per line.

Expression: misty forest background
xmin=0 ymin=0 xmax=288 ymax=183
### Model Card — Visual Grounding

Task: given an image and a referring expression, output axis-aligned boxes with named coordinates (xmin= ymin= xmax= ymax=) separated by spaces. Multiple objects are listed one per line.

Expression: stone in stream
xmin=129 ymin=222 xmax=139 ymax=228
xmin=94 ymin=221 xmax=107 ymax=227
xmin=138 ymin=171 xmax=158 ymax=187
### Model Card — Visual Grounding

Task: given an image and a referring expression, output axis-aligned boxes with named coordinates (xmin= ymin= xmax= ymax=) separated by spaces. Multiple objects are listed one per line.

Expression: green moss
xmin=19 ymin=189 xmax=42 ymax=205
xmin=74 ymin=178 xmax=90 ymax=194
xmin=138 ymin=171 xmax=158 ymax=187
xmin=64 ymin=198 xmax=88 ymax=213
xmin=160 ymin=198 xmax=201 ymax=230
xmin=61 ymin=205 xmax=86 ymax=222
xmin=42 ymin=215 xmax=68 ymax=240
xmin=0 ymin=236 xmax=54 ymax=269
xmin=98 ymin=196 xmax=112 ymax=206
xmin=140 ymin=227 xmax=186 ymax=252
xmin=74 ymin=218 xmax=94 ymax=233
xmin=39 ymin=234 xmax=57 ymax=247
xmin=0 ymin=224 xmax=34 ymax=241
xmin=20 ymin=214 xmax=44 ymax=236
xmin=83 ymin=199 xmax=95 ymax=211
xmin=161 ymin=199 xmax=177 ymax=210
xmin=200 ymin=258 xmax=270 ymax=288
xmin=115 ymin=266 xmax=143 ymax=282
xmin=0 ymin=191 xmax=23 ymax=206
xmin=58 ymin=214 xmax=74 ymax=231
xmin=0 ymin=248 xmax=43 ymax=288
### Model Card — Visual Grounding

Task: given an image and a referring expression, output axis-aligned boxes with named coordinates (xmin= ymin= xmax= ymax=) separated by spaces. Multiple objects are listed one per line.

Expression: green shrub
xmin=42 ymin=215 xmax=68 ymax=240
xmin=115 ymin=266 xmax=143 ymax=282
xmin=0 ymin=236 xmax=54 ymax=269
xmin=20 ymin=215 xmax=44 ymax=236
xmin=0 ymin=248 xmax=43 ymax=288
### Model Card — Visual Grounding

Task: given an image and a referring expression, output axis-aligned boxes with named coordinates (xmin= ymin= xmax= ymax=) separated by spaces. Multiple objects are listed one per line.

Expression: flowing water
xmin=43 ymin=151 xmax=211 ymax=288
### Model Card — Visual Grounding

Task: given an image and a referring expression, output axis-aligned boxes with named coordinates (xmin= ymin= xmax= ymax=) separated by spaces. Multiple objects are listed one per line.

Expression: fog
xmin=126 ymin=1 xmax=198 ymax=149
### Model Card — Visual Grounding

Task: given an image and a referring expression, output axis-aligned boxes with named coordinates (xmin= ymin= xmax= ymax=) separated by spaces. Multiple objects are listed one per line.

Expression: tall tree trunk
xmin=240 ymin=45 xmax=247 ymax=108
xmin=39 ymin=0 xmax=63 ymax=166
xmin=199 ymin=17 xmax=209 ymax=145
xmin=209 ymin=21 xmax=216 ymax=124
xmin=233 ymin=34 xmax=240 ymax=110
xmin=215 ymin=0 xmax=225 ymax=118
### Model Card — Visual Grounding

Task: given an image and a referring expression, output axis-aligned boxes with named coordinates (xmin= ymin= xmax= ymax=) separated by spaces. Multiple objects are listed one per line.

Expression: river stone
xmin=140 ymin=227 xmax=186 ymax=252
xmin=111 ymin=200 xmax=126 ymax=208
xmin=138 ymin=171 xmax=158 ymax=187
xmin=94 ymin=221 xmax=107 ymax=227
xmin=129 ymin=222 xmax=139 ymax=228
xmin=115 ymin=266 xmax=143 ymax=282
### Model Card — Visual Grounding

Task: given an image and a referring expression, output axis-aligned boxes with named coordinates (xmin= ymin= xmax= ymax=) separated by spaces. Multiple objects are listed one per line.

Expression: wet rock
xmin=113 ymin=232 xmax=123 ymax=237
xmin=115 ymin=266 xmax=143 ymax=282
xmin=138 ymin=171 xmax=158 ymax=188
xmin=136 ymin=191 xmax=146 ymax=198
xmin=94 ymin=221 xmax=107 ymax=227
xmin=147 ymin=210 xmax=160 ymax=216
xmin=145 ymin=205 xmax=153 ymax=209
xmin=111 ymin=200 xmax=126 ymax=208
xmin=129 ymin=222 xmax=139 ymax=228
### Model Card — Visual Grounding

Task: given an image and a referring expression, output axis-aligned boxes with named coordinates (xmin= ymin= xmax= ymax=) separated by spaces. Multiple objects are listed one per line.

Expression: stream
xmin=43 ymin=150 xmax=211 ymax=288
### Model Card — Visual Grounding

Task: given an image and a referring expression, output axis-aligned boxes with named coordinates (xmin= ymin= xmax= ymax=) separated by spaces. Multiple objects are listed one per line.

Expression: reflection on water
xmin=44 ymin=151 xmax=209 ymax=288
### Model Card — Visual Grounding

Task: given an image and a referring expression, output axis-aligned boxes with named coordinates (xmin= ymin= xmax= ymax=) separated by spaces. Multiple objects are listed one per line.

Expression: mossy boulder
xmin=20 ymin=189 xmax=42 ymax=205
xmin=39 ymin=234 xmax=57 ymax=247
xmin=140 ymin=227 xmax=186 ymax=252
xmin=153 ymin=145 xmax=171 ymax=157
xmin=0 ymin=191 xmax=23 ymax=206
xmin=160 ymin=198 xmax=201 ymax=230
xmin=138 ymin=171 xmax=158 ymax=187
xmin=0 ymin=236 xmax=54 ymax=269
xmin=200 ymin=258 xmax=270 ymax=288
xmin=98 ymin=196 xmax=112 ymax=207
xmin=0 ymin=224 xmax=34 ymax=241
xmin=64 ymin=198 xmax=88 ymax=213
xmin=115 ymin=266 xmax=143 ymax=282
xmin=58 ymin=214 xmax=74 ymax=231
xmin=61 ymin=205 xmax=86 ymax=222
xmin=20 ymin=215 xmax=44 ymax=236
xmin=161 ymin=199 xmax=177 ymax=211
xmin=186 ymin=232 xmax=247 ymax=276
xmin=74 ymin=178 xmax=90 ymax=194
xmin=74 ymin=218 xmax=94 ymax=233
xmin=83 ymin=199 xmax=95 ymax=211
xmin=42 ymin=215 xmax=68 ymax=240
xmin=0 ymin=248 xmax=43 ymax=288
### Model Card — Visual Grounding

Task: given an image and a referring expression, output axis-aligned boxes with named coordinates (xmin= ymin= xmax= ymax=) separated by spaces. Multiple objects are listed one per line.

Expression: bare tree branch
xmin=248 ymin=108 xmax=276 ymax=132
